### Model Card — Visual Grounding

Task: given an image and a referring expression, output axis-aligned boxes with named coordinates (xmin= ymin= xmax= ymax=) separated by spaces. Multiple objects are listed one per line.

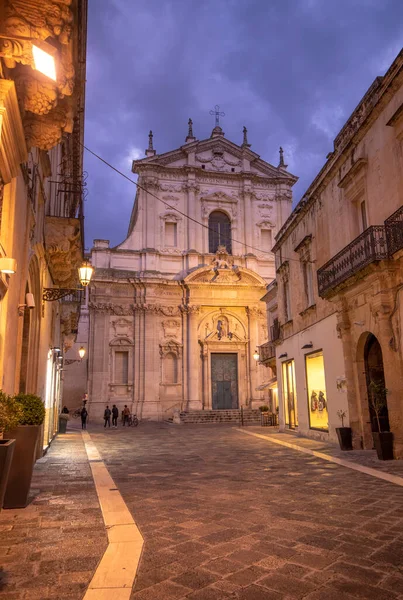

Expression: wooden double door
xmin=211 ymin=353 xmax=239 ymax=410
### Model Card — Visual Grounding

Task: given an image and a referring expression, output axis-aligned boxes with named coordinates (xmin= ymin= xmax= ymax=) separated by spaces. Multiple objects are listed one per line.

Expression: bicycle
xmin=127 ymin=413 xmax=139 ymax=427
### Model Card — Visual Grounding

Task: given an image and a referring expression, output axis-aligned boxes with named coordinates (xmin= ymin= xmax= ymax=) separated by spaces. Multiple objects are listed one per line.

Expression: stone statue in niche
xmin=211 ymin=246 xmax=234 ymax=271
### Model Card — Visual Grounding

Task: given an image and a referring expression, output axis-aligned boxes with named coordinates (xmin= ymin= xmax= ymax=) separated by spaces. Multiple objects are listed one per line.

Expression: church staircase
xmin=177 ymin=409 xmax=262 ymax=425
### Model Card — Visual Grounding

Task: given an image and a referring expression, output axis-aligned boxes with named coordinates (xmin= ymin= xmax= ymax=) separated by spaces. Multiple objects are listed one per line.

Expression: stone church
xmin=85 ymin=119 xmax=297 ymax=421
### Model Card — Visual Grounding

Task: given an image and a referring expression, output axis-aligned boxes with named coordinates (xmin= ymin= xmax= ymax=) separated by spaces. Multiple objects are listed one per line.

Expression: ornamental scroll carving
xmin=159 ymin=340 xmax=182 ymax=358
xmin=162 ymin=319 xmax=180 ymax=339
xmin=89 ymin=302 xmax=134 ymax=316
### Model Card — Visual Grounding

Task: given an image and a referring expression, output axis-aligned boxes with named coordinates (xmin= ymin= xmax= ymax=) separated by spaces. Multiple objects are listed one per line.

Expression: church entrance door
xmin=211 ymin=353 xmax=238 ymax=409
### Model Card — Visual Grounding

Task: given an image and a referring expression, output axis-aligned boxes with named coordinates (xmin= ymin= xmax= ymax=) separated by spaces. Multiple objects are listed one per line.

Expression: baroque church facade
xmin=86 ymin=121 xmax=297 ymax=421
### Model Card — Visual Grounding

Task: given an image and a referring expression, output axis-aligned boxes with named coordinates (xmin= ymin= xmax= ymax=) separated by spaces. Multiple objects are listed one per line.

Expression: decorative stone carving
xmin=159 ymin=340 xmax=182 ymax=357
xmin=196 ymin=151 xmax=240 ymax=171
xmin=162 ymin=319 xmax=180 ymax=339
xmin=246 ymin=306 xmax=265 ymax=319
xmin=112 ymin=318 xmax=133 ymax=338
xmin=199 ymin=310 xmax=247 ymax=342
xmin=89 ymin=302 xmax=134 ymax=316
xmin=44 ymin=216 xmax=82 ymax=288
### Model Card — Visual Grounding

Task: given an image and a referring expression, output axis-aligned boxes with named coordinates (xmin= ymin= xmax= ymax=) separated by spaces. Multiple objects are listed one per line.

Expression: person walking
xmin=123 ymin=405 xmax=130 ymax=426
xmin=62 ymin=405 xmax=69 ymax=414
xmin=112 ymin=404 xmax=119 ymax=428
xmin=104 ymin=405 xmax=111 ymax=428
xmin=81 ymin=406 xmax=88 ymax=430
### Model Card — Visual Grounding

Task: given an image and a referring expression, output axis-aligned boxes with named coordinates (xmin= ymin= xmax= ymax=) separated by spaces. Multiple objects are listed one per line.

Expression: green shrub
xmin=0 ymin=391 xmax=22 ymax=432
xmin=259 ymin=405 xmax=269 ymax=412
xmin=14 ymin=393 xmax=45 ymax=426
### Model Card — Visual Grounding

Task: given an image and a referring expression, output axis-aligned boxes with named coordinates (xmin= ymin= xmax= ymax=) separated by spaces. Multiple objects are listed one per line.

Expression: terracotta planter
xmin=0 ymin=439 xmax=15 ymax=509
xmin=336 ymin=427 xmax=353 ymax=451
xmin=373 ymin=431 xmax=394 ymax=461
xmin=3 ymin=425 xmax=40 ymax=509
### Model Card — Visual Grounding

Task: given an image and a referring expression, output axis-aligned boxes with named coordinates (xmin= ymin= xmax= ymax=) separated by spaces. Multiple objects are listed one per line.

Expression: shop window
xmin=208 ymin=211 xmax=232 ymax=254
xmin=305 ymin=351 xmax=328 ymax=431
xmin=165 ymin=221 xmax=177 ymax=247
xmin=282 ymin=359 xmax=298 ymax=428
xmin=164 ymin=353 xmax=178 ymax=384
xmin=261 ymin=228 xmax=273 ymax=252
xmin=115 ymin=351 xmax=129 ymax=384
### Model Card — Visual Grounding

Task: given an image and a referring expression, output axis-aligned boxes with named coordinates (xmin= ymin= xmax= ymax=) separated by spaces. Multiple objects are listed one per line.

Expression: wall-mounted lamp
xmin=18 ymin=293 xmax=35 ymax=315
xmin=301 ymin=343 xmax=313 ymax=349
xmin=0 ymin=35 xmax=57 ymax=81
xmin=0 ymin=257 xmax=17 ymax=274
xmin=65 ymin=346 xmax=86 ymax=365
xmin=78 ymin=346 xmax=86 ymax=360
xmin=52 ymin=346 xmax=61 ymax=353
xmin=43 ymin=261 xmax=95 ymax=301
xmin=253 ymin=349 xmax=260 ymax=361
xmin=279 ymin=353 xmax=288 ymax=359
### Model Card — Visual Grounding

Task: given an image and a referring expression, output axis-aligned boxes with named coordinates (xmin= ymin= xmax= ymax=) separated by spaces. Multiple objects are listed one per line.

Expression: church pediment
xmin=184 ymin=265 xmax=266 ymax=287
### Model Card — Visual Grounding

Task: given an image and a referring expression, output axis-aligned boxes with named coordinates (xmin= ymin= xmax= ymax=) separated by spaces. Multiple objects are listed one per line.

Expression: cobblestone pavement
xmin=0 ymin=430 xmax=107 ymax=600
xmin=86 ymin=423 xmax=403 ymax=600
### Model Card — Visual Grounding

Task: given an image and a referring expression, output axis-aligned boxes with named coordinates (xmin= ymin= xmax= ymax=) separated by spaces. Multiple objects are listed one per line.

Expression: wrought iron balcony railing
xmin=270 ymin=318 xmax=282 ymax=342
xmin=385 ymin=205 xmax=403 ymax=256
xmin=258 ymin=341 xmax=276 ymax=363
xmin=317 ymin=226 xmax=388 ymax=297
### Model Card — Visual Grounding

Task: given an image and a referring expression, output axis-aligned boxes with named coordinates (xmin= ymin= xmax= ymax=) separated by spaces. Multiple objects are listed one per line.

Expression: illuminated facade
xmin=0 ymin=0 xmax=88 ymax=449
xmin=269 ymin=50 xmax=403 ymax=454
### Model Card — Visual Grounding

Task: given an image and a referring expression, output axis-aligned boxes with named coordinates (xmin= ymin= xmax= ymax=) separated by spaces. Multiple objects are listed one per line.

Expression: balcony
xmin=258 ymin=341 xmax=276 ymax=364
xmin=317 ymin=226 xmax=388 ymax=297
xmin=270 ymin=318 xmax=282 ymax=342
xmin=385 ymin=205 xmax=403 ymax=256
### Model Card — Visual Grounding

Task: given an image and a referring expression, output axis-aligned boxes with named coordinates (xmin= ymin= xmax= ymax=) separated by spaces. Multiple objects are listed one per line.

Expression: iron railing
xmin=385 ymin=205 xmax=403 ymax=256
xmin=258 ymin=341 xmax=276 ymax=363
xmin=270 ymin=318 xmax=282 ymax=342
xmin=317 ymin=225 xmax=388 ymax=297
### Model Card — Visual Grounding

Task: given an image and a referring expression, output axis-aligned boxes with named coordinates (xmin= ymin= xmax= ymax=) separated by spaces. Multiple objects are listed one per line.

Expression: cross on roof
xmin=209 ymin=105 xmax=225 ymax=127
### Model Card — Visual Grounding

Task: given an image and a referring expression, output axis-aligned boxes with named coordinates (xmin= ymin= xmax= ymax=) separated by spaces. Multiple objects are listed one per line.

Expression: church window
xmin=164 ymin=353 xmax=178 ymax=384
xmin=261 ymin=229 xmax=273 ymax=252
xmin=165 ymin=222 xmax=177 ymax=247
xmin=201 ymin=165 xmax=205 ymax=170
xmin=208 ymin=211 xmax=232 ymax=254
xmin=115 ymin=351 xmax=129 ymax=384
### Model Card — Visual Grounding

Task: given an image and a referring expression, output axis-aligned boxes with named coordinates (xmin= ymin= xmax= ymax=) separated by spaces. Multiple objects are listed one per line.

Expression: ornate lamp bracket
xmin=43 ymin=287 xmax=83 ymax=302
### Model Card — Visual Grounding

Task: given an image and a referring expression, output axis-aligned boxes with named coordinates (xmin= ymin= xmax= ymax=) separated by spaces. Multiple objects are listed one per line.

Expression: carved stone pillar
xmin=187 ymin=305 xmax=201 ymax=410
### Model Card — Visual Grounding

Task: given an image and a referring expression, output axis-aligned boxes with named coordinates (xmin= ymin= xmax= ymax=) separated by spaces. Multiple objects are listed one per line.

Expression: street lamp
xmin=78 ymin=346 xmax=86 ymax=360
xmin=43 ymin=261 xmax=95 ymax=301
xmin=0 ymin=35 xmax=58 ymax=81
xmin=253 ymin=349 xmax=260 ymax=362
xmin=65 ymin=346 xmax=86 ymax=366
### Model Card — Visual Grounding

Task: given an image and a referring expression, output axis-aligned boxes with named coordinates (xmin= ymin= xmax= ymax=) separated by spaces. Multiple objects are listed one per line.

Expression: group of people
xmin=103 ymin=404 xmax=131 ymax=428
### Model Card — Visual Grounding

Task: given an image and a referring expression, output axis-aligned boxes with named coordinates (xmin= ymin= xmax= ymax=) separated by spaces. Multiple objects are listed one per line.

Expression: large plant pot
xmin=58 ymin=416 xmax=68 ymax=434
xmin=0 ymin=440 xmax=15 ymax=510
xmin=336 ymin=427 xmax=353 ymax=451
xmin=3 ymin=425 xmax=40 ymax=509
xmin=373 ymin=431 xmax=394 ymax=461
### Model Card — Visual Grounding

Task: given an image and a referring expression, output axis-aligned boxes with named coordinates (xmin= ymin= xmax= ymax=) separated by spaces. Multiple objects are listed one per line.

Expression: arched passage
xmin=364 ymin=334 xmax=390 ymax=433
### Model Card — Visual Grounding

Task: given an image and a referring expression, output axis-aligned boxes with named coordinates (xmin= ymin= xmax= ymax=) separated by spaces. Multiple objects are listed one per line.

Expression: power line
xmin=83 ymin=144 xmax=310 ymax=265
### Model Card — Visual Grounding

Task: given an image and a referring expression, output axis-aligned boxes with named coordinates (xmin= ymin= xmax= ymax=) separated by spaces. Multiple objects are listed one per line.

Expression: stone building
xmin=0 ymin=0 xmax=88 ymax=450
xmin=86 ymin=122 xmax=298 ymax=421
xmin=269 ymin=50 xmax=403 ymax=456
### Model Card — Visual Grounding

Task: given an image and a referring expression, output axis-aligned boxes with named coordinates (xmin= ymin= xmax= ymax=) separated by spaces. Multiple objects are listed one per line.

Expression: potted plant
xmin=259 ymin=405 xmax=269 ymax=426
xmin=3 ymin=393 xmax=46 ymax=509
xmin=58 ymin=413 xmax=69 ymax=434
xmin=335 ymin=410 xmax=353 ymax=451
xmin=0 ymin=392 xmax=21 ymax=510
xmin=259 ymin=405 xmax=269 ymax=412
xmin=369 ymin=381 xmax=394 ymax=461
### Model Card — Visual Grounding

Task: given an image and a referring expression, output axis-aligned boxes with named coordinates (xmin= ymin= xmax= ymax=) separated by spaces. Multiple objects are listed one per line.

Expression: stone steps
xmin=179 ymin=409 xmax=262 ymax=425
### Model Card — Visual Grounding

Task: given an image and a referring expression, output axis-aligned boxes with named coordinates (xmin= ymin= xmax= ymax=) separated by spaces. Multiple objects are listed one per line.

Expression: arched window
xmin=164 ymin=353 xmax=178 ymax=384
xmin=208 ymin=211 xmax=232 ymax=254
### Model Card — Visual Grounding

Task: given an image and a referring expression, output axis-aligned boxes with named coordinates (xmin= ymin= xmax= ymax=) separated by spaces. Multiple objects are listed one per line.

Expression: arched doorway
xmin=208 ymin=211 xmax=232 ymax=254
xmin=364 ymin=334 xmax=389 ymax=433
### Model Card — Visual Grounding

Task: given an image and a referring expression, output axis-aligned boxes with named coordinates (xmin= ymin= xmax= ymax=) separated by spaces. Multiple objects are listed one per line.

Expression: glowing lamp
xmin=78 ymin=261 xmax=94 ymax=287
xmin=253 ymin=349 xmax=260 ymax=362
xmin=78 ymin=346 xmax=86 ymax=360
xmin=32 ymin=43 xmax=57 ymax=81
xmin=0 ymin=257 xmax=17 ymax=274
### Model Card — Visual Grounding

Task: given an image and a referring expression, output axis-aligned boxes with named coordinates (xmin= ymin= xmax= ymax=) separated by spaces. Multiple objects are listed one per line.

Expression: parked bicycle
xmin=127 ymin=413 xmax=139 ymax=427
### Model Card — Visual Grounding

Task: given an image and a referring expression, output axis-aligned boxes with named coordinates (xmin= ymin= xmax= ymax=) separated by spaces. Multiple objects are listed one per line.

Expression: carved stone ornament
xmin=200 ymin=310 xmax=246 ymax=342
xmin=196 ymin=150 xmax=240 ymax=172
xmin=246 ymin=306 xmax=265 ymax=319
xmin=162 ymin=319 xmax=180 ymax=339
xmin=159 ymin=340 xmax=182 ymax=358
xmin=112 ymin=318 xmax=133 ymax=338
xmin=89 ymin=302 xmax=134 ymax=316
xmin=44 ymin=216 xmax=82 ymax=288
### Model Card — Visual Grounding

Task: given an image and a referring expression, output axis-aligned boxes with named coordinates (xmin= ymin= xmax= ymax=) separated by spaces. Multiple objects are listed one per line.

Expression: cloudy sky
xmin=83 ymin=0 xmax=403 ymax=248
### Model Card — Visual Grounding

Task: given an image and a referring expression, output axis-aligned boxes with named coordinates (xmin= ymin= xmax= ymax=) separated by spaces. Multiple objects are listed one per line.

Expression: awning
xmin=256 ymin=377 xmax=277 ymax=391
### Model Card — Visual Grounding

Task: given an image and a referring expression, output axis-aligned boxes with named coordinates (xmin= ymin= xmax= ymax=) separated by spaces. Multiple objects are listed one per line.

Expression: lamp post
xmin=43 ymin=261 xmax=94 ymax=302
xmin=253 ymin=349 xmax=260 ymax=362
xmin=65 ymin=346 xmax=86 ymax=366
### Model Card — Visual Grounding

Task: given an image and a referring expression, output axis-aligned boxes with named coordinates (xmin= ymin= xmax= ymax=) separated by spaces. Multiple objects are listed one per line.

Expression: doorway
xmin=211 ymin=353 xmax=238 ymax=409
xmin=364 ymin=334 xmax=389 ymax=433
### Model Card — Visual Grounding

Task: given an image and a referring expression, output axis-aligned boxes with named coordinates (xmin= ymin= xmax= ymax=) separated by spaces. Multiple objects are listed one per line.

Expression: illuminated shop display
xmin=282 ymin=359 xmax=298 ymax=429
xmin=305 ymin=351 xmax=328 ymax=431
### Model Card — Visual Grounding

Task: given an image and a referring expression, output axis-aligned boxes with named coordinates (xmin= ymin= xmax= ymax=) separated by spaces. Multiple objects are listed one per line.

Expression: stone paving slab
xmin=0 ymin=430 xmax=107 ymax=599
xmin=87 ymin=422 xmax=403 ymax=599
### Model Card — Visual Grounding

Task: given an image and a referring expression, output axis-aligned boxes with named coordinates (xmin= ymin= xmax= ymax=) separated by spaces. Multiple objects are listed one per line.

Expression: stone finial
xmin=185 ymin=118 xmax=196 ymax=143
xmin=278 ymin=146 xmax=288 ymax=169
xmin=242 ymin=126 xmax=251 ymax=148
xmin=145 ymin=130 xmax=156 ymax=157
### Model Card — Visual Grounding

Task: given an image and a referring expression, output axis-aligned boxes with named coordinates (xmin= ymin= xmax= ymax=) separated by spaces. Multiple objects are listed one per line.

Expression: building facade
xmin=0 ymin=0 xmax=87 ymax=449
xmin=270 ymin=50 xmax=403 ymax=456
xmin=86 ymin=123 xmax=297 ymax=421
